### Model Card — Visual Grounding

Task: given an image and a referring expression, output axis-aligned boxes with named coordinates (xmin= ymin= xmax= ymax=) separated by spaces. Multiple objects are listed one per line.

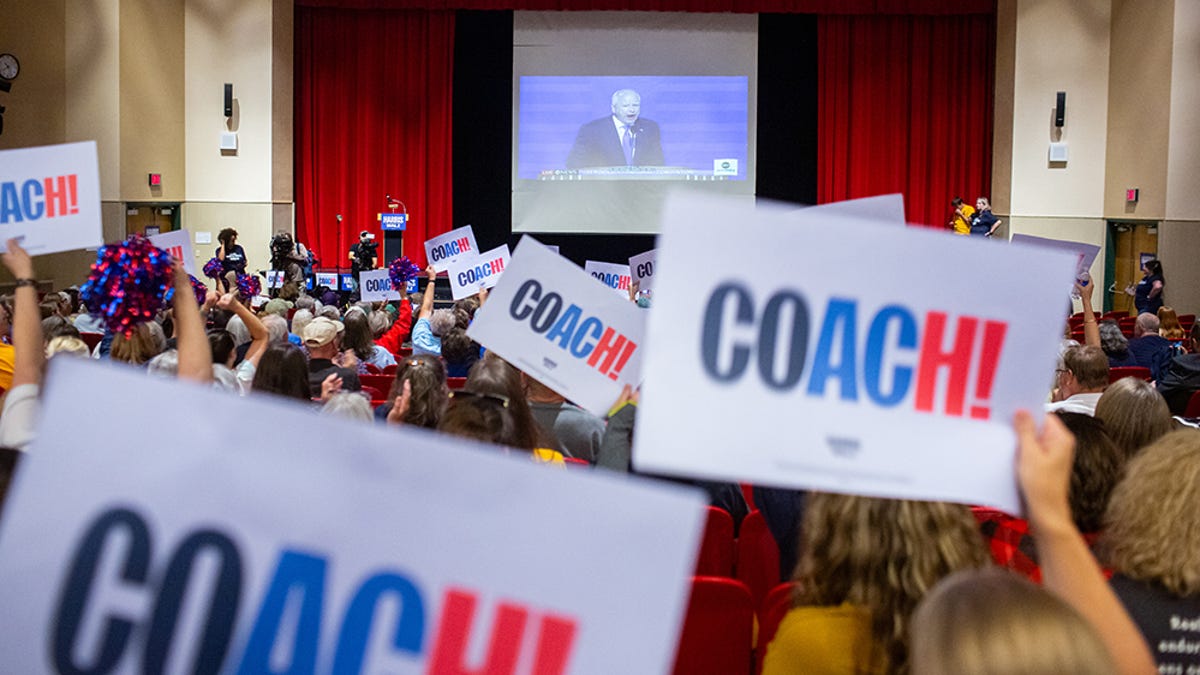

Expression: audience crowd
xmin=0 ymin=238 xmax=1197 ymax=675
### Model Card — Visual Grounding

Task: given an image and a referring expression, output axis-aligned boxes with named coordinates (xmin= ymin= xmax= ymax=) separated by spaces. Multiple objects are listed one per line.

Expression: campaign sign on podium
xmin=380 ymin=212 xmax=408 ymax=231
xmin=633 ymin=194 xmax=1078 ymax=514
xmin=359 ymin=268 xmax=402 ymax=302
xmin=469 ymin=239 xmax=647 ymax=416
xmin=0 ymin=141 xmax=103 ymax=255
xmin=0 ymin=359 xmax=706 ymax=674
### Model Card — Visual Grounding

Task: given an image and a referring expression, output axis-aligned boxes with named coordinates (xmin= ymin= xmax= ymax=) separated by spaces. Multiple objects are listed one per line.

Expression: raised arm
xmin=218 ymin=292 xmax=268 ymax=367
xmin=1076 ymin=279 xmax=1100 ymax=347
xmin=1014 ymin=411 xmax=1156 ymax=675
xmin=1 ymin=239 xmax=43 ymax=388
xmin=376 ymin=299 xmax=413 ymax=356
xmin=419 ymin=265 xmax=437 ymax=321
xmin=173 ymin=264 xmax=214 ymax=383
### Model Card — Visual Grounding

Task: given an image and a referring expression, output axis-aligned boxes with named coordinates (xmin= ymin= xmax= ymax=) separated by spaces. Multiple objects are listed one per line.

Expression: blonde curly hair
xmin=1101 ymin=429 xmax=1200 ymax=596
xmin=792 ymin=493 xmax=990 ymax=674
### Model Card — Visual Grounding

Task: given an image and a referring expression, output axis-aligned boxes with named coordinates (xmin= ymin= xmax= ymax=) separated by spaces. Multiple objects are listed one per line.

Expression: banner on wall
xmin=0 ymin=141 xmax=102 ymax=255
xmin=469 ymin=239 xmax=647 ymax=416
xmin=424 ymin=225 xmax=480 ymax=273
xmin=447 ymin=245 xmax=510 ymax=300
xmin=633 ymin=194 xmax=1078 ymax=514
xmin=0 ymin=359 xmax=706 ymax=674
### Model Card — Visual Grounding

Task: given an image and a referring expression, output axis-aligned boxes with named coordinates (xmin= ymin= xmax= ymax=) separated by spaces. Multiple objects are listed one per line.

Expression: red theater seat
xmin=695 ymin=506 xmax=735 ymax=577
xmin=360 ymin=374 xmax=395 ymax=394
xmin=79 ymin=332 xmax=104 ymax=351
xmin=1185 ymin=390 xmax=1200 ymax=418
xmin=735 ymin=510 xmax=780 ymax=612
xmin=755 ymin=582 xmax=798 ymax=674
xmin=1118 ymin=316 xmax=1137 ymax=337
xmin=1109 ymin=366 xmax=1151 ymax=383
xmin=672 ymin=577 xmax=754 ymax=675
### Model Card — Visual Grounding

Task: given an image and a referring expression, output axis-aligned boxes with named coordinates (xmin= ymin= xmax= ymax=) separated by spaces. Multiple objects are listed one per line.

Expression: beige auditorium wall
xmin=1159 ymin=223 xmax=1200 ymax=316
xmin=1003 ymin=0 xmax=1112 ymax=311
xmin=0 ymin=1 xmax=66 ymax=150
xmin=1160 ymin=0 xmax=1200 ymax=315
xmin=1102 ymin=0 xmax=1172 ymax=220
xmin=1008 ymin=0 xmax=1111 ymax=218
xmin=1166 ymin=0 xmax=1200 ymax=222
xmin=181 ymin=0 xmax=289 ymax=275
xmin=66 ymin=0 xmax=121 ymax=203
xmin=990 ymin=1 xmax=1016 ymax=215
xmin=0 ymin=1 xmax=123 ymax=287
xmin=120 ymin=0 xmax=185 ymax=203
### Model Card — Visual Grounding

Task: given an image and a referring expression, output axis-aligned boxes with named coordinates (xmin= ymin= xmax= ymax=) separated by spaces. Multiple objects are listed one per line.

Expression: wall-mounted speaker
xmin=224 ymin=83 xmax=233 ymax=117
xmin=1054 ymin=91 xmax=1066 ymax=127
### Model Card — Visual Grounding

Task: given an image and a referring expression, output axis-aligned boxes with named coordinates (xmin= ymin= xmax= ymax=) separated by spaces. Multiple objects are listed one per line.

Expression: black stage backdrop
xmin=452 ymin=11 xmax=817 ymax=266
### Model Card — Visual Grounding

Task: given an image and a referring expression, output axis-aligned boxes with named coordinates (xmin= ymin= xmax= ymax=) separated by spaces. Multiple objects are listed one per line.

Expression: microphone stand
xmin=335 ymin=214 xmax=344 ymax=277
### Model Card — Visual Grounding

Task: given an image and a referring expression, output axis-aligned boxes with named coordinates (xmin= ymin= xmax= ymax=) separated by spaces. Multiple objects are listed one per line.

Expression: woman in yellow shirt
xmin=762 ymin=494 xmax=990 ymax=675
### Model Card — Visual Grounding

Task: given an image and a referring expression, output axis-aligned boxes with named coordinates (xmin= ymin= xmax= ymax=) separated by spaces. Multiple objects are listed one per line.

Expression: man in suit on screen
xmin=566 ymin=89 xmax=665 ymax=170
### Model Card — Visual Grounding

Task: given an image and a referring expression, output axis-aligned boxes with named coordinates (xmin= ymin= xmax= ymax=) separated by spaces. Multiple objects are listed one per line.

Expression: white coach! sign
xmin=0 ymin=141 xmax=102 ymax=255
xmin=359 ymin=268 xmax=402 ymax=302
xmin=0 ymin=359 xmax=705 ymax=674
xmin=424 ymin=225 xmax=480 ymax=272
xmin=470 ymin=239 xmax=647 ymax=416
xmin=584 ymin=260 xmax=632 ymax=297
xmin=629 ymin=249 xmax=657 ymax=292
xmin=447 ymin=244 xmax=510 ymax=300
xmin=148 ymin=228 xmax=196 ymax=276
xmin=634 ymin=195 xmax=1078 ymax=514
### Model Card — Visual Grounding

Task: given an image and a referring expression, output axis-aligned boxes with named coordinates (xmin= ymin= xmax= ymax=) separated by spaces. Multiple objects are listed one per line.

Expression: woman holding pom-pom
xmin=215 ymin=228 xmax=247 ymax=293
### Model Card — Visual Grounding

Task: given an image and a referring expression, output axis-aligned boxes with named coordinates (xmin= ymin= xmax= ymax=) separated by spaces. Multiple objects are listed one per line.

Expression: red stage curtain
xmin=295 ymin=7 xmax=454 ymax=269
xmin=817 ymin=14 xmax=994 ymax=228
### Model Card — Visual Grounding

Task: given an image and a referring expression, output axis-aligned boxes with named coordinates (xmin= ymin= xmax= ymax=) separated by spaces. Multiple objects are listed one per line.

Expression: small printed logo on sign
xmin=714 ymin=159 xmax=738 ymax=176
xmin=826 ymin=436 xmax=861 ymax=458
xmin=543 ymin=357 xmax=558 ymax=370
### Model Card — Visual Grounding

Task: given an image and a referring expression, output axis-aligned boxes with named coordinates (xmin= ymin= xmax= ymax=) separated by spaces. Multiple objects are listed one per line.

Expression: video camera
xmin=352 ymin=234 xmax=378 ymax=271
xmin=269 ymin=233 xmax=294 ymax=263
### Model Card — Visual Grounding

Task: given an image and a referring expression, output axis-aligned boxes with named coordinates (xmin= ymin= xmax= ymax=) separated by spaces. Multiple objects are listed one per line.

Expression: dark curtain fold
xmin=817 ymin=14 xmax=995 ymax=228
xmin=295 ymin=7 xmax=454 ymax=268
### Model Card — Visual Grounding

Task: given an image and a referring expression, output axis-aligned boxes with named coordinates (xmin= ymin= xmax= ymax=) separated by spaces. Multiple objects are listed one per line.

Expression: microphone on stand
xmin=336 ymin=213 xmax=344 ymax=275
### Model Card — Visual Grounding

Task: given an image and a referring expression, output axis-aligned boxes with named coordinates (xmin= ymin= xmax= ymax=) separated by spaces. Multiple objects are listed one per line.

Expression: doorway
xmin=1105 ymin=220 xmax=1158 ymax=314
xmin=125 ymin=203 xmax=181 ymax=237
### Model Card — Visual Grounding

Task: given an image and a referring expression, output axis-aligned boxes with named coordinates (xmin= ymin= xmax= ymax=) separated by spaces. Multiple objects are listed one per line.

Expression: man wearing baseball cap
xmin=303 ymin=317 xmax=361 ymax=397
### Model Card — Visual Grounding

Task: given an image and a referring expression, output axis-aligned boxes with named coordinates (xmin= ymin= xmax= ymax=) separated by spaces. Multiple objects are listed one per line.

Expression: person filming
xmin=349 ymin=230 xmax=378 ymax=275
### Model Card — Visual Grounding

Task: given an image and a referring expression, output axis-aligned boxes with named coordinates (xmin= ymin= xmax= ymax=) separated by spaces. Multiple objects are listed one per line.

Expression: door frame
xmin=1104 ymin=219 xmax=1159 ymax=314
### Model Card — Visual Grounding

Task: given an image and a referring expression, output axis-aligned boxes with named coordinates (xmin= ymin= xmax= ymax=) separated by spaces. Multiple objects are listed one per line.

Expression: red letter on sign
xmin=914 ymin=312 xmax=977 ymax=417
xmin=428 ymin=589 xmax=527 ymax=675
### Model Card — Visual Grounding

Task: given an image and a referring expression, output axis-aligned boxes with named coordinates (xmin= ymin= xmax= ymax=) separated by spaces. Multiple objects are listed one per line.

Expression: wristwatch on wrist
xmin=14 ymin=278 xmax=36 ymax=287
